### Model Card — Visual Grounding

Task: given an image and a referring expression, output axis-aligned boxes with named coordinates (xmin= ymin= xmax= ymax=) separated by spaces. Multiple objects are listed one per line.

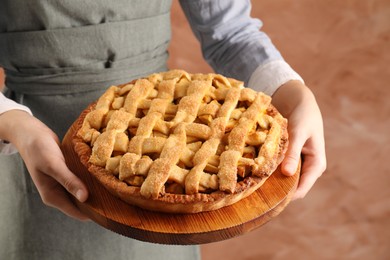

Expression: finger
xmin=292 ymin=154 xmax=326 ymax=200
xmin=40 ymin=180 xmax=90 ymax=221
xmin=282 ymin=130 xmax=306 ymax=176
xmin=42 ymin=157 xmax=89 ymax=203
xmin=56 ymin=196 xmax=90 ymax=221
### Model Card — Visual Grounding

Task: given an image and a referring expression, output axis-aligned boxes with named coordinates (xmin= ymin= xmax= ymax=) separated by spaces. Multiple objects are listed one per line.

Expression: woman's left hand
xmin=271 ymin=80 xmax=327 ymax=200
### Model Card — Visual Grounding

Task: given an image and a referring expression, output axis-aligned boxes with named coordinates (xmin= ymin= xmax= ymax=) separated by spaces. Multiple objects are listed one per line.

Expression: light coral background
xmin=168 ymin=0 xmax=390 ymax=259
xmin=1 ymin=1 xmax=389 ymax=259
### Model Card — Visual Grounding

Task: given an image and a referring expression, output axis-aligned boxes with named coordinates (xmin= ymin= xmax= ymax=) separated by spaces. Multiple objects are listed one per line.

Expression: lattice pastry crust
xmin=73 ymin=70 xmax=288 ymax=213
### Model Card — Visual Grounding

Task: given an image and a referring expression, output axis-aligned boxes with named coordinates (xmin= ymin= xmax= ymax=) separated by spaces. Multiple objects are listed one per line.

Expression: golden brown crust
xmin=72 ymin=70 xmax=288 ymax=213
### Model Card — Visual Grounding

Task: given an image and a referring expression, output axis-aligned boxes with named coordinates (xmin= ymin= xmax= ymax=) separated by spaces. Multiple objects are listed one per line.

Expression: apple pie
xmin=73 ymin=70 xmax=288 ymax=213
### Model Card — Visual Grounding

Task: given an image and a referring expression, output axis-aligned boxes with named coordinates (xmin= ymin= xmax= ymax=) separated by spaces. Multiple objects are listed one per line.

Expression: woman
xmin=0 ymin=0 xmax=326 ymax=259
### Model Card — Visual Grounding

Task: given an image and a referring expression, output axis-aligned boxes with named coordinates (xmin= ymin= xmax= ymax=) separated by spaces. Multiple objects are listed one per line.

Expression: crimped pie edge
xmin=72 ymin=101 xmax=288 ymax=214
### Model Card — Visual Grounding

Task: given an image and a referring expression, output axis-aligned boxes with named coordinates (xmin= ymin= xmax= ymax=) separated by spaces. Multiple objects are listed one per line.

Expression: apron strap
xmin=4 ymin=56 xmax=168 ymax=95
xmin=1 ymin=12 xmax=170 ymax=95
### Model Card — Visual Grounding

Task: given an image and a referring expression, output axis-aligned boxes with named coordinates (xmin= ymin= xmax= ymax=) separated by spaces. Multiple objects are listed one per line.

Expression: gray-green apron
xmin=0 ymin=1 xmax=200 ymax=259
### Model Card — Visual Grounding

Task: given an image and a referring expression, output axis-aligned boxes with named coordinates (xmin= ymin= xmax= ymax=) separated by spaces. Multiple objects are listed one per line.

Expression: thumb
xmin=49 ymin=160 xmax=89 ymax=202
xmin=282 ymin=131 xmax=305 ymax=176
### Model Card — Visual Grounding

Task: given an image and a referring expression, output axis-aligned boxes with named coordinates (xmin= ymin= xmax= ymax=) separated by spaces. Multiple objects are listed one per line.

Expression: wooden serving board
xmin=61 ymin=121 xmax=300 ymax=245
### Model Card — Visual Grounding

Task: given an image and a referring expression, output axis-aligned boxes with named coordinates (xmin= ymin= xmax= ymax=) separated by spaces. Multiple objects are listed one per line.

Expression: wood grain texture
xmin=61 ymin=120 xmax=300 ymax=245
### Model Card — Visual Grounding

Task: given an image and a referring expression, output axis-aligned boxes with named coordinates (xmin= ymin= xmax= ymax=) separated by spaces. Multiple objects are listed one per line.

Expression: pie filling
xmin=74 ymin=70 xmax=288 ymax=213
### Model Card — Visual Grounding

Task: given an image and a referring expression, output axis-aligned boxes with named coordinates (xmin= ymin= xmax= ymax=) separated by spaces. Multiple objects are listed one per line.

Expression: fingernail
xmin=285 ymin=162 xmax=296 ymax=174
xmin=75 ymin=189 xmax=84 ymax=201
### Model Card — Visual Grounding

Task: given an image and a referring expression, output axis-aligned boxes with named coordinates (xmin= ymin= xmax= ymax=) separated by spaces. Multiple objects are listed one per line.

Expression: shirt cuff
xmin=0 ymin=92 xmax=33 ymax=155
xmin=248 ymin=60 xmax=304 ymax=96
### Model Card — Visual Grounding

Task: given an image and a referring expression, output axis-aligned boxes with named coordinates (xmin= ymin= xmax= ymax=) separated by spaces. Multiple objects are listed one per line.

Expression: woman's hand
xmin=0 ymin=110 xmax=89 ymax=220
xmin=272 ymin=80 xmax=327 ymax=199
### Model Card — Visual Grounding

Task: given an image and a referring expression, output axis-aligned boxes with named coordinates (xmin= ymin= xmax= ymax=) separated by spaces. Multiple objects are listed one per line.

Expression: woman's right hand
xmin=0 ymin=110 xmax=90 ymax=221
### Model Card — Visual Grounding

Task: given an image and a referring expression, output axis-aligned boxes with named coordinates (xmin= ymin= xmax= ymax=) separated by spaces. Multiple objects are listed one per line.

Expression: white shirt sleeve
xmin=248 ymin=60 xmax=304 ymax=96
xmin=0 ymin=92 xmax=33 ymax=155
